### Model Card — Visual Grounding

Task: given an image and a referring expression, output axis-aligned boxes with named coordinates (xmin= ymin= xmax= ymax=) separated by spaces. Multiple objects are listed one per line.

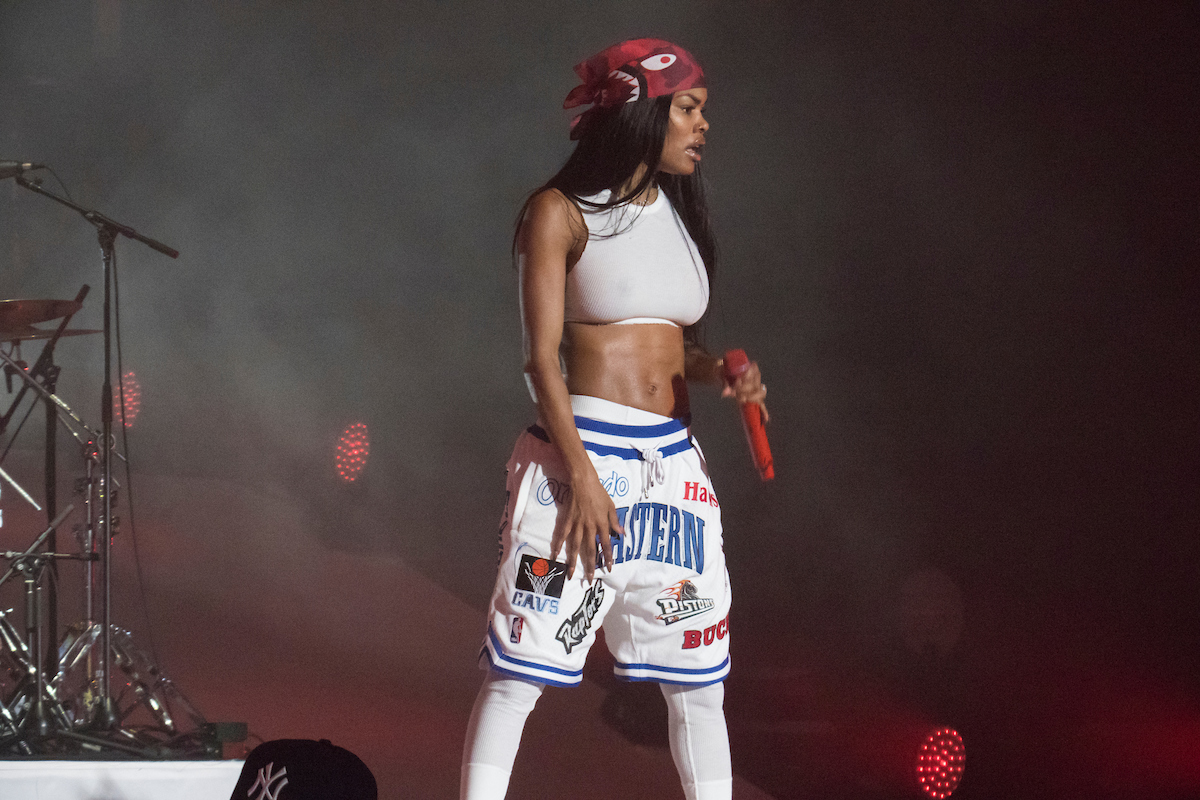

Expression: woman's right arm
xmin=518 ymin=190 xmax=619 ymax=581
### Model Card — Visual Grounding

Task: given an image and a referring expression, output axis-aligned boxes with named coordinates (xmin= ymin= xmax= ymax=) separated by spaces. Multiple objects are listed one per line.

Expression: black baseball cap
xmin=229 ymin=739 xmax=377 ymax=800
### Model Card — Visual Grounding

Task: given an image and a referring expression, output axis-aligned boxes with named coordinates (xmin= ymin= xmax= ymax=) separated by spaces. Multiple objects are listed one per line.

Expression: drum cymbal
xmin=0 ymin=299 xmax=84 ymax=329
xmin=0 ymin=326 xmax=101 ymax=342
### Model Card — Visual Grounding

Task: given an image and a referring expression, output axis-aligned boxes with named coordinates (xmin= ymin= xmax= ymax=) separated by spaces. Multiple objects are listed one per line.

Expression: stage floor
xmin=0 ymin=760 xmax=243 ymax=800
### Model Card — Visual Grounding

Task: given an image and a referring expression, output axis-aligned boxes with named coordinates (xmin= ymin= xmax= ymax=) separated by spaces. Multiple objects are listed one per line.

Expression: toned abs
xmin=563 ymin=321 xmax=688 ymax=418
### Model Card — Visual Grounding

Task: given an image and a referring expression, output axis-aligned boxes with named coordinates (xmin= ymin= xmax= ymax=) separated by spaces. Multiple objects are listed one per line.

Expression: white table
xmin=0 ymin=760 xmax=244 ymax=799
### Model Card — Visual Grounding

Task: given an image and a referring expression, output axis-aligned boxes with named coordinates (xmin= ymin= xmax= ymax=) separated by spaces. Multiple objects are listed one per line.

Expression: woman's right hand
xmin=551 ymin=467 xmax=620 ymax=582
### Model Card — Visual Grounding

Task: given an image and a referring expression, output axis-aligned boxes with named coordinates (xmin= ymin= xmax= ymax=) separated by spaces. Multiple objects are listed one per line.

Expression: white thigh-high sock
xmin=662 ymin=682 xmax=733 ymax=800
xmin=460 ymin=672 xmax=545 ymax=800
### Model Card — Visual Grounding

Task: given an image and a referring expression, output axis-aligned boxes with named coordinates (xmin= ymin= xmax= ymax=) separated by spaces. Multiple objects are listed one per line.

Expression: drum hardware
xmin=15 ymin=175 xmax=177 ymax=735
xmin=0 ymin=299 xmax=84 ymax=331
xmin=0 ymin=505 xmax=79 ymax=745
xmin=1 ymin=176 xmax=227 ymax=757
xmin=52 ymin=621 xmax=209 ymax=745
xmin=0 ymin=610 xmax=32 ymax=751
xmin=1 ymin=319 xmax=213 ymax=756
xmin=0 ymin=346 xmax=125 ymax=460
xmin=1 ymin=327 xmax=102 ymax=343
xmin=1 ymin=286 xmax=90 ymax=695
xmin=0 ymin=342 xmax=112 ymax=518
xmin=2 ymin=287 xmax=95 ymax=442
xmin=0 ymin=464 xmax=41 ymax=513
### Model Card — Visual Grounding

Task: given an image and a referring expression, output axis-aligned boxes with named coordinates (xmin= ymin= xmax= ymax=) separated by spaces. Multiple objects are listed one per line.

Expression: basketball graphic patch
xmin=516 ymin=555 xmax=567 ymax=598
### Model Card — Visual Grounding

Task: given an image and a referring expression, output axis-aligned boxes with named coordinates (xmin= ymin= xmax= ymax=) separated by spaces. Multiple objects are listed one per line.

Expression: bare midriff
xmin=561 ymin=321 xmax=689 ymax=418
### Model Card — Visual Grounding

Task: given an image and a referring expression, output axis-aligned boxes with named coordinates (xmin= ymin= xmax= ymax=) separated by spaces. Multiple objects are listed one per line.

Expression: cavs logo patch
xmin=655 ymin=580 xmax=715 ymax=625
xmin=516 ymin=555 xmax=567 ymax=598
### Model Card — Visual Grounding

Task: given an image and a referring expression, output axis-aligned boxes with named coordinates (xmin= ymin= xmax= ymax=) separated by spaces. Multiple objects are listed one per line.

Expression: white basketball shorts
xmin=480 ymin=395 xmax=731 ymax=688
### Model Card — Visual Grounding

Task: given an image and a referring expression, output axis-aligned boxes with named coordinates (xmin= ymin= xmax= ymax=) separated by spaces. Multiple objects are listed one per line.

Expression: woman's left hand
xmin=721 ymin=359 xmax=769 ymax=423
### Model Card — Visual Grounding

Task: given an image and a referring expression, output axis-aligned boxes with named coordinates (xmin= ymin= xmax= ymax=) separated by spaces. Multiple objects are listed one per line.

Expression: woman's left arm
xmin=685 ymin=340 xmax=769 ymax=421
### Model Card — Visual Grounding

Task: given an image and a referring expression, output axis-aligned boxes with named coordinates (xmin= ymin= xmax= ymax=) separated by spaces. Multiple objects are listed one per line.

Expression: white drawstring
xmin=640 ymin=446 xmax=666 ymax=498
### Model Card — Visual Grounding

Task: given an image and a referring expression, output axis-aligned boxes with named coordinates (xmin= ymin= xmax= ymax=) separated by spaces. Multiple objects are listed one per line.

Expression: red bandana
xmin=563 ymin=38 xmax=705 ymax=138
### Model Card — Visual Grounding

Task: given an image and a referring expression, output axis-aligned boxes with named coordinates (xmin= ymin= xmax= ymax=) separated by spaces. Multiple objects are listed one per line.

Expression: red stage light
xmin=916 ymin=727 xmax=965 ymax=798
xmin=113 ymin=371 xmax=142 ymax=428
xmin=336 ymin=422 xmax=370 ymax=483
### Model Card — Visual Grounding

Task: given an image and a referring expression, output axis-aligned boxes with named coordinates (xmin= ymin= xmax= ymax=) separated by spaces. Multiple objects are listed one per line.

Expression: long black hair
xmin=514 ymin=94 xmax=717 ymax=338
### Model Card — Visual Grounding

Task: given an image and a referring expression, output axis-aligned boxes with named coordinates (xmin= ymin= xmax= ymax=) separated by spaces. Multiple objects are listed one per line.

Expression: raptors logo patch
xmin=556 ymin=580 xmax=605 ymax=654
xmin=655 ymin=580 xmax=715 ymax=625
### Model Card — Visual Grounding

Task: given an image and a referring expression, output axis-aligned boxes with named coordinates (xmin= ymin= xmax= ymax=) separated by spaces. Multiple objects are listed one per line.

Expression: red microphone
xmin=723 ymin=349 xmax=774 ymax=481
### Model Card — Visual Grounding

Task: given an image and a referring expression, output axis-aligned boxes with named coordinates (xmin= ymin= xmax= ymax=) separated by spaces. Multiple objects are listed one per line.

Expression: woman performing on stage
xmin=461 ymin=39 xmax=767 ymax=800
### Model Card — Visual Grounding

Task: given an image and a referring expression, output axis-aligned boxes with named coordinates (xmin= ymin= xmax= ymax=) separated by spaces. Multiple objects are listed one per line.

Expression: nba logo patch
xmin=509 ymin=616 xmax=524 ymax=644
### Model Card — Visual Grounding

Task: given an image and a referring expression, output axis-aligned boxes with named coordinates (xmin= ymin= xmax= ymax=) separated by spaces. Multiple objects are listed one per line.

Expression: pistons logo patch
xmin=655 ymin=580 xmax=715 ymax=625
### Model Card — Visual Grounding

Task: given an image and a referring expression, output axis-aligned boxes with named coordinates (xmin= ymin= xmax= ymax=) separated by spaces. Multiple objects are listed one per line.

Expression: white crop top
xmin=564 ymin=189 xmax=709 ymax=327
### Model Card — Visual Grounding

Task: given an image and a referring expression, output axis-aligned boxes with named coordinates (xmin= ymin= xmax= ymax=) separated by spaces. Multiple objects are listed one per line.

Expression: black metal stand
xmin=0 ymin=506 xmax=77 ymax=748
xmin=0 ymin=175 xmax=218 ymax=759
xmin=42 ymin=354 xmax=60 ymax=690
xmin=1 ymin=285 xmax=90 ymax=436
xmin=0 ymin=290 xmax=86 ymax=701
xmin=96 ymin=225 xmax=118 ymax=730
xmin=0 ymin=506 xmax=201 ymax=758
xmin=13 ymin=175 xmax=177 ymax=731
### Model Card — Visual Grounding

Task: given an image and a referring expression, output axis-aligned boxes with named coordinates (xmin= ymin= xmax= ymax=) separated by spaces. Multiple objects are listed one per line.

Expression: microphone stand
xmin=13 ymin=174 xmax=177 ymax=730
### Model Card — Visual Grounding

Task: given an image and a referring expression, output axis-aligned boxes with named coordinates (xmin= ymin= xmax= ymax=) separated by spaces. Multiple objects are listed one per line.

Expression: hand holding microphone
xmin=722 ymin=349 xmax=774 ymax=481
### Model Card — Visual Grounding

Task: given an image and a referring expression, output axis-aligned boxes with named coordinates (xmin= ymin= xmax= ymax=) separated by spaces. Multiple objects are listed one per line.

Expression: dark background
xmin=2 ymin=1 xmax=1197 ymax=798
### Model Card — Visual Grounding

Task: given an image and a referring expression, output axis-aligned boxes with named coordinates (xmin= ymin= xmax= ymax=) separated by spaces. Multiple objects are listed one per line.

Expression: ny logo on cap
xmin=247 ymin=762 xmax=289 ymax=800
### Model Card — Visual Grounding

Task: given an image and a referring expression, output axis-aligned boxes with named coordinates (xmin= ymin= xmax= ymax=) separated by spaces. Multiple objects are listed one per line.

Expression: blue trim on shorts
xmin=527 ymin=425 xmax=694 ymax=461
xmin=583 ymin=437 xmax=694 ymax=460
xmin=482 ymin=647 xmax=581 ymax=689
xmin=617 ymin=672 xmax=729 ymax=687
xmin=614 ymin=655 xmax=730 ymax=676
xmin=613 ymin=655 xmax=730 ymax=686
xmin=573 ymin=415 xmax=690 ymax=438
xmin=486 ymin=624 xmax=584 ymax=681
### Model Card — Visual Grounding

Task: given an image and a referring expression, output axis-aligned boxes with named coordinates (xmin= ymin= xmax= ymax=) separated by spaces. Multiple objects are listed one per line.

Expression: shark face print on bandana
xmin=563 ymin=38 xmax=705 ymax=139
